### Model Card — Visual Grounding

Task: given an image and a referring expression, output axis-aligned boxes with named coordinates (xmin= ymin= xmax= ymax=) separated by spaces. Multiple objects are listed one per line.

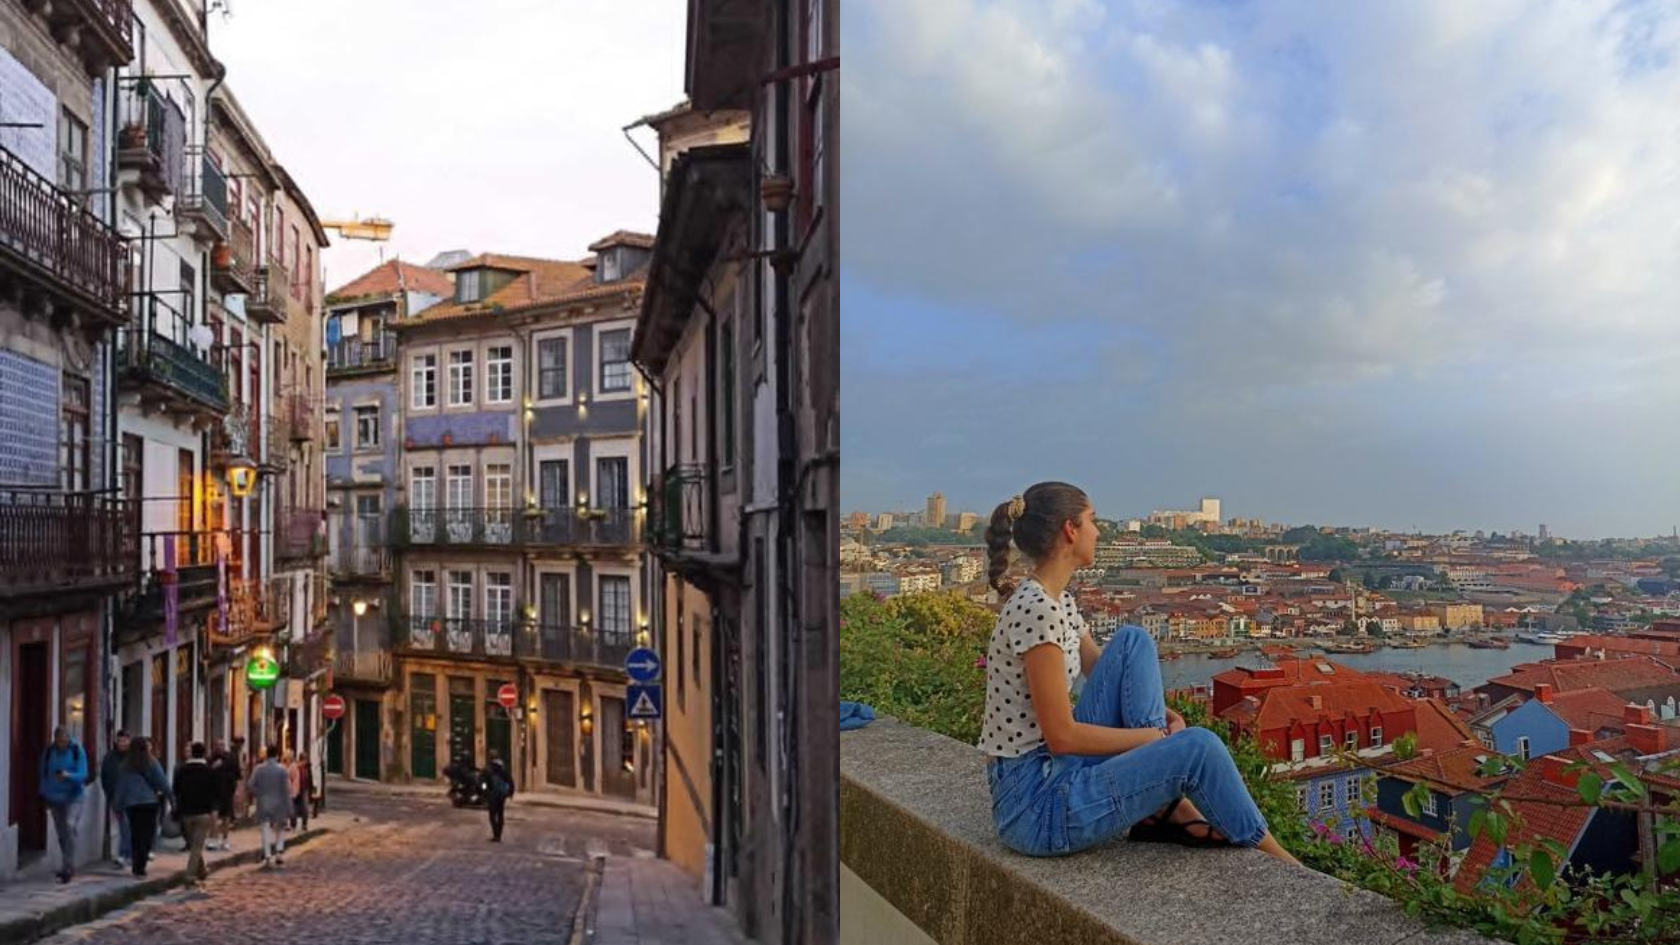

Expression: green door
xmin=448 ymin=693 xmax=477 ymax=768
xmin=487 ymin=684 xmax=512 ymax=788
xmin=326 ymin=714 xmax=344 ymax=775
xmin=410 ymin=674 xmax=437 ymax=779
xmin=354 ymin=699 xmax=381 ymax=780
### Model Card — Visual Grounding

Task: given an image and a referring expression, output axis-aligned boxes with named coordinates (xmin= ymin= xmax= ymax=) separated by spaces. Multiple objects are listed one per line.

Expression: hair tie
xmin=1007 ymin=495 xmax=1026 ymax=522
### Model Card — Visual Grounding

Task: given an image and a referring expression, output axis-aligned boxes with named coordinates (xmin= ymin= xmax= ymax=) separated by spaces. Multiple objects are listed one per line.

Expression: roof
xmin=587 ymin=230 xmax=656 ymax=252
xmin=1225 ymin=679 xmax=1416 ymax=734
xmin=398 ymin=253 xmax=645 ymax=327
xmin=1212 ymin=658 xmax=1363 ymax=690
xmin=1365 ymin=808 xmax=1447 ymax=843
xmin=1385 ymin=743 xmax=1511 ymax=794
xmin=1452 ymin=755 xmax=1596 ymax=897
xmin=1482 ymin=656 xmax=1680 ymax=698
xmin=1544 ymin=687 xmax=1634 ymax=734
xmin=327 ymin=260 xmax=454 ymax=303
xmin=1413 ymin=698 xmax=1476 ymax=755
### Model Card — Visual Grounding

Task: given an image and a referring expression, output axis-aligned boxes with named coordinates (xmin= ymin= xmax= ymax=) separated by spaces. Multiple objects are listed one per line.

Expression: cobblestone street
xmin=35 ymin=790 xmax=665 ymax=945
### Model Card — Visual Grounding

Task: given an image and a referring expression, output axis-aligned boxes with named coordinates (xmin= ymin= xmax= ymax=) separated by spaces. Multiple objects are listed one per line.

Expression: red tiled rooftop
xmin=1385 ymin=743 xmax=1510 ymax=794
xmin=1543 ymin=687 xmax=1633 ymax=733
xmin=327 ymin=259 xmax=453 ymax=302
xmin=1483 ymin=656 xmax=1679 ymax=697
xmin=1226 ymin=679 xmax=1416 ymax=733
xmin=1413 ymin=698 xmax=1476 ymax=755
xmin=587 ymin=230 xmax=656 ymax=252
xmin=1453 ymin=756 xmax=1598 ymax=896
xmin=399 ymin=252 xmax=646 ymax=326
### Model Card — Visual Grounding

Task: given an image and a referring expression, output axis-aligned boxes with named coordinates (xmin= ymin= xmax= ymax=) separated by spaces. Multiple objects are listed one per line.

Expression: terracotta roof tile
xmin=1385 ymin=743 xmax=1511 ymax=794
xmin=1484 ymin=656 xmax=1680 ymax=698
xmin=1366 ymin=808 xmax=1447 ymax=842
xmin=1452 ymin=757 xmax=1596 ymax=896
xmin=1413 ymin=698 xmax=1476 ymax=755
xmin=1223 ymin=679 xmax=1416 ymax=733
xmin=399 ymin=253 xmax=645 ymax=327
xmin=587 ymin=230 xmax=655 ymax=252
xmin=1544 ymin=687 xmax=1633 ymax=733
xmin=327 ymin=260 xmax=453 ymax=302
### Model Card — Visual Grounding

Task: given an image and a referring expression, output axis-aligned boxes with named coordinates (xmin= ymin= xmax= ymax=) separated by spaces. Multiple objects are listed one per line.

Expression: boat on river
xmin=1320 ymin=641 xmax=1377 ymax=654
xmin=1206 ymin=647 xmax=1242 ymax=659
xmin=1467 ymin=637 xmax=1511 ymax=650
xmin=1387 ymin=639 xmax=1428 ymax=649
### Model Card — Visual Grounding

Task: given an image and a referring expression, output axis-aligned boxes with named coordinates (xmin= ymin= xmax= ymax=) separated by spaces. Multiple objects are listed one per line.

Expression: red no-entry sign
xmin=497 ymin=683 xmax=518 ymax=710
xmin=322 ymin=694 xmax=346 ymax=721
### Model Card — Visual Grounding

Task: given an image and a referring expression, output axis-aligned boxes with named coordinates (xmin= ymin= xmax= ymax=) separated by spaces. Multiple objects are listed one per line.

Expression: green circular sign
xmin=246 ymin=654 xmax=280 ymax=690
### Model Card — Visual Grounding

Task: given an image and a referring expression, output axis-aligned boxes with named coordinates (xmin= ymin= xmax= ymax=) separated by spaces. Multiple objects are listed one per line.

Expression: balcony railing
xmin=652 ymin=464 xmax=709 ymax=553
xmin=333 ymin=649 xmax=393 ymax=685
xmin=396 ymin=616 xmax=632 ymax=672
xmin=0 ymin=490 xmax=138 ymax=597
xmin=207 ymin=576 xmax=284 ymax=647
xmin=115 ymin=79 xmax=184 ymax=199
xmin=0 ymin=145 xmax=129 ymax=326
xmin=211 ymin=216 xmax=256 ymax=296
xmin=123 ymin=529 xmax=232 ymax=634
xmin=247 ymin=263 xmax=284 ymax=323
xmin=279 ymin=508 xmax=324 ymax=560
xmin=177 ymin=146 xmax=228 ymax=243
xmin=325 ymin=334 xmax=396 ymax=373
xmin=286 ymin=390 xmax=315 ymax=441
xmin=210 ymin=401 xmax=260 ymax=466
xmin=44 ymin=0 xmax=136 ymax=71
xmin=394 ymin=506 xmax=638 ymax=550
xmin=116 ymin=327 xmax=231 ymax=414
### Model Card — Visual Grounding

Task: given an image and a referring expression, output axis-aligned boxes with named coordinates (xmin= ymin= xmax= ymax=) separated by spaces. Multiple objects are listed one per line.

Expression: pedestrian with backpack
xmin=485 ymin=751 xmax=514 ymax=842
xmin=39 ymin=726 xmax=88 ymax=883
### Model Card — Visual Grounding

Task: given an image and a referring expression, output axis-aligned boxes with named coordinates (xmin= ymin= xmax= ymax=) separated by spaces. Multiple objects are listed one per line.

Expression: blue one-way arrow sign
xmin=625 ymin=647 xmax=662 ymax=683
xmin=627 ymin=684 xmax=662 ymax=720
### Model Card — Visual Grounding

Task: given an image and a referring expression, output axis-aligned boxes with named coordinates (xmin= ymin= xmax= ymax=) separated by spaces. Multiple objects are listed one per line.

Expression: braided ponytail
xmin=985 ymin=501 xmax=1017 ymax=596
xmin=988 ymin=482 xmax=1090 ymax=598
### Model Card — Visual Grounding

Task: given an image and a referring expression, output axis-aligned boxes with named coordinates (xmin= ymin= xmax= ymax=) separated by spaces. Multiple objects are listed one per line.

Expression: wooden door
xmin=543 ymin=689 xmax=575 ymax=788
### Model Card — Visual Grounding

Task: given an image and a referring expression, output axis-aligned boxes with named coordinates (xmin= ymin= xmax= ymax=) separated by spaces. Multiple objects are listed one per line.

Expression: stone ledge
xmin=841 ymin=718 xmax=1497 ymax=945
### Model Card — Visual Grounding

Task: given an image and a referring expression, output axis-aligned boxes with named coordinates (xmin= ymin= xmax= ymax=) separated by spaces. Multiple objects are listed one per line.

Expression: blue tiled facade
xmin=1294 ymin=768 xmax=1377 ymax=840
xmin=1487 ymin=698 xmax=1568 ymax=759
xmin=404 ymin=409 xmax=518 ymax=448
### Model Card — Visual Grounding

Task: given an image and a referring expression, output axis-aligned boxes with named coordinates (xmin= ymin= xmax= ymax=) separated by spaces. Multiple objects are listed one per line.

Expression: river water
xmin=1159 ymin=641 xmax=1558 ymax=693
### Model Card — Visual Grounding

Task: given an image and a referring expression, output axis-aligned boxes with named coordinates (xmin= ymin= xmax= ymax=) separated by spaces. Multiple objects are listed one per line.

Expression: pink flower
xmin=975 ymin=656 xmax=988 ymax=669
xmin=1326 ymin=832 xmax=1344 ymax=846
xmin=1394 ymin=856 xmax=1418 ymax=875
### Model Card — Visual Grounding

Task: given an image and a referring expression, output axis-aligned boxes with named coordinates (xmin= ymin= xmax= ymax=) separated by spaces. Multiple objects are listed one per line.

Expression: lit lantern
xmin=228 ymin=458 xmax=257 ymax=498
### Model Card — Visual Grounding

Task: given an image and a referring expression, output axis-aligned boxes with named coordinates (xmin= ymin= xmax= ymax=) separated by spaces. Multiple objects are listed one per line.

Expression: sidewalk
xmin=325 ymin=774 xmax=658 ymax=821
xmin=0 ymin=811 xmax=353 ymax=945
xmin=589 ymin=856 xmax=749 ymax=945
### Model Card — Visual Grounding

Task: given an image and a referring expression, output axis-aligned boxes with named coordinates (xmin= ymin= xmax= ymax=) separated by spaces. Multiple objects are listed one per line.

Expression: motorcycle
xmin=443 ymin=758 xmax=489 ymax=808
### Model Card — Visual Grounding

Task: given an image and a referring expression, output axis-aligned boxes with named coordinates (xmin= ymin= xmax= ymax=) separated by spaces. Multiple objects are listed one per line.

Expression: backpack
xmin=43 ymin=741 xmax=93 ymax=787
xmin=490 ymin=768 xmax=513 ymax=801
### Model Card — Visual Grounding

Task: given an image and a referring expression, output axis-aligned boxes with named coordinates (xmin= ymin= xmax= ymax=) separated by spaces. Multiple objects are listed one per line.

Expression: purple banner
xmin=216 ymin=534 xmax=228 ymax=633
xmin=163 ymin=534 xmax=179 ymax=646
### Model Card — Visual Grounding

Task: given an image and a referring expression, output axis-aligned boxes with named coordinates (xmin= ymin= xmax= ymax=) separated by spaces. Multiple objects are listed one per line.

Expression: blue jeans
xmin=112 ymin=805 xmax=131 ymax=860
xmin=988 ymin=626 xmax=1269 ymax=854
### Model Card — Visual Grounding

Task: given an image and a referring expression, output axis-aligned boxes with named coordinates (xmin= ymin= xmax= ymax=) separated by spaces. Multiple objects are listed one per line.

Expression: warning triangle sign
xmin=630 ymin=690 xmax=659 ymax=718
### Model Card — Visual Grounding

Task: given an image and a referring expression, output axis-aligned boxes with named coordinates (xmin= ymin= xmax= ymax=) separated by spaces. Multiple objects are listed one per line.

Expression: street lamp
xmin=228 ymin=457 xmax=257 ymax=497
xmin=352 ymin=599 xmax=368 ymax=617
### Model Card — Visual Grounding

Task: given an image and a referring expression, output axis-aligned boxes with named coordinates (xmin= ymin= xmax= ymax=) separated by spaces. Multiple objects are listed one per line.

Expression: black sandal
xmin=1127 ymin=798 xmax=1186 ymax=842
xmin=1165 ymin=819 xmax=1230 ymax=848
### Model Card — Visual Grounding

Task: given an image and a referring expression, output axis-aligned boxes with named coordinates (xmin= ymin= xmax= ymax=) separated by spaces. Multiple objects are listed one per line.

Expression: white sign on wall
xmin=0 ymin=47 xmax=58 ymax=180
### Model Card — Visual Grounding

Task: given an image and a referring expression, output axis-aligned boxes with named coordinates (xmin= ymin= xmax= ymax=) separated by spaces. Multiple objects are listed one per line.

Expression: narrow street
xmin=36 ymin=789 xmax=665 ymax=945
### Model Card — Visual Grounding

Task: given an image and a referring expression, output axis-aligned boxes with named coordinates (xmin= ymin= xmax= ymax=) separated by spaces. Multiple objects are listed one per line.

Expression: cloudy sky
xmin=842 ymin=0 xmax=1680 ymax=540
xmin=209 ymin=0 xmax=684 ymax=293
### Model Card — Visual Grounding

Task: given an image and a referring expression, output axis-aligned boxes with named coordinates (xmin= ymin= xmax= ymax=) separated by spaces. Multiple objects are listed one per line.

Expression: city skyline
xmin=842 ymin=1 xmax=1680 ymax=541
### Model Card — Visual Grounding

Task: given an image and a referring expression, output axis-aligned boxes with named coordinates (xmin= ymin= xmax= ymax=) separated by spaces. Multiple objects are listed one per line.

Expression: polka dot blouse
xmin=979 ymin=578 xmax=1086 ymax=758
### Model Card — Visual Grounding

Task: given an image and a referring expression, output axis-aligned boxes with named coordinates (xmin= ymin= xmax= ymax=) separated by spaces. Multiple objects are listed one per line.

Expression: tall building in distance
xmin=956 ymin=511 xmax=980 ymax=534
xmin=1539 ymin=524 xmax=1550 ymax=541
xmin=1149 ymin=496 xmax=1222 ymax=529
xmin=927 ymin=492 xmax=947 ymax=530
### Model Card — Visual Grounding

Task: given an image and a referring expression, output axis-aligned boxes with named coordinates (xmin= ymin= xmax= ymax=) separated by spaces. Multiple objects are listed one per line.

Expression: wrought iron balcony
xmin=207 ymin=575 xmax=288 ymax=647
xmin=122 ymin=530 xmax=232 ymax=635
xmin=650 ymin=464 xmax=709 ymax=553
xmin=177 ymin=147 xmax=228 ymax=244
xmin=209 ymin=401 xmax=260 ymax=467
xmin=520 ymin=622 xmax=634 ymax=672
xmin=115 ymin=79 xmax=184 ymax=201
xmin=286 ymin=390 xmax=316 ymax=440
xmin=329 ymin=529 xmax=391 ymax=579
xmin=116 ymin=326 xmax=231 ymax=415
xmin=395 ymin=616 xmax=632 ymax=673
xmin=247 ymin=262 xmax=284 ymax=324
xmin=0 ymin=145 xmax=130 ymax=328
xmin=333 ymin=649 xmax=393 ymax=686
xmin=393 ymin=505 xmax=638 ymax=551
xmin=37 ymin=0 xmax=135 ymax=74
xmin=0 ymin=490 xmax=138 ymax=598
xmin=211 ymin=216 xmax=256 ymax=296
xmin=399 ymin=615 xmax=519 ymax=659
xmin=325 ymin=333 xmax=396 ymax=374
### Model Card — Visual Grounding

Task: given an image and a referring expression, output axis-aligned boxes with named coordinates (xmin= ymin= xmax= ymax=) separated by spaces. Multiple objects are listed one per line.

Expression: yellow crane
xmin=318 ymin=216 xmax=394 ymax=242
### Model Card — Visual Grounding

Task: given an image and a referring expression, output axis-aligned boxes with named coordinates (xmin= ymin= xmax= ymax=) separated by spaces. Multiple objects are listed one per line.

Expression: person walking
xmin=292 ymin=751 xmax=315 ymax=832
xmin=99 ymin=730 xmax=132 ymax=869
xmin=228 ymin=736 xmax=248 ymax=827
xmin=39 ymin=726 xmax=89 ymax=883
xmin=283 ymin=751 xmax=300 ymax=829
xmin=247 ymin=745 xmax=292 ymax=868
xmin=171 ymin=742 xmax=219 ymax=886
xmin=485 ymin=751 xmax=514 ymax=843
xmin=207 ymin=739 xmax=236 ymax=851
xmin=111 ymin=737 xmax=169 ymax=878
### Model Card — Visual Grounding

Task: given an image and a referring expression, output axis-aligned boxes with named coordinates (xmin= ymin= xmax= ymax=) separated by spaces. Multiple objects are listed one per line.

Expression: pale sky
xmin=207 ymin=0 xmax=685 ymax=293
xmin=842 ymin=0 xmax=1680 ymax=540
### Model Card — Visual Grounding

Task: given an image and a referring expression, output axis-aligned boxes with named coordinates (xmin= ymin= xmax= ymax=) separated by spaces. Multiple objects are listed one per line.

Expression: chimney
xmin=1627 ymin=723 xmax=1670 ymax=756
xmin=1624 ymin=703 xmax=1655 ymax=726
xmin=1534 ymin=683 xmax=1553 ymax=704
xmin=1538 ymin=757 xmax=1580 ymax=789
xmin=1308 ymin=695 xmax=1322 ymax=711
xmin=1568 ymin=729 xmax=1594 ymax=747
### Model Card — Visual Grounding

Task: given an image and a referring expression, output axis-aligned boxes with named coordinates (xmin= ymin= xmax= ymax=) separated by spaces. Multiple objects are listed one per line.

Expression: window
xmin=596 ymin=456 xmax=628 ymax=511
xmin=721 ymin=318 xmax=736 ymax=463
xmin=412 ymin=354 xmax=437 ymax=408
xmin=448 ymin=350 xmax=474 ymax=405
xmin=1318 ymin=781 xmax=1335 ymax=811
xmin=1290 ymin=738 xmax=1305 ymax=762
xmin=411 ymin=570 xmax=437 ymax=619
xmin=599 ymin=250 xmax=620 ymax=282
xmin=1296 ymin=784 xmax=1308 ymax=812
xmin=354 ymin=405 xmax=379 ymax=449
xmin=446 ymin=465 xmax=473 ymax=510
xmin=1345 ymin=730 xmax=1358 ymax=752
xmin=410 ymin=466 xmax=436 ymax=510
xmin=1344 ymin=824 xmax=1360 ymax=842
xmin=61 ymin=374 xmax=89 ymax=492
xmin=537 ymin=337 xmax=567 ymax=400
xmin=599 ymin=328 xmax=631 ymax=393
xmin=456 ymin=269 xmax=481 ymax=303
xmin=180 ymin=260 xmax=196 ymax=326
xmin=538 ymin=460 xmax=569 ymax=509
xmin=58 ymin=109 xmax=87 ymax=196
xmin=598 ymin=575 xmax=631 ymax=639
xmin=1476 ymin=728 xmax=1494 ymax=749
xmin=290 ymin=226 xmax=301 ymax=298
xmin=487 ymin=345 xmax=513 ymax=403
xmin=485 ymin=464 xmax=512 ymax=510
xmin=1517 ymin=736 xmax=1530 ymax=761
xmin=447 ymin=571 xmax=473 ymax=621
xmin=486 ymin=572 xmax=512 ymax=626
xmin=324 ymin=416 xmax=341 ymax=451
xmin=1318 ymin=734 xmax=1333 ymax=756
xmin=1344 ymin=777 xmax=1362 ymax=806
xmin=539 ymin=573 xmax=570 ymax=628
xmin=1421 ymin=791 xmax=1438 ymax=817
xmin=1370 ymin=726 xmax=1383 ymax=747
